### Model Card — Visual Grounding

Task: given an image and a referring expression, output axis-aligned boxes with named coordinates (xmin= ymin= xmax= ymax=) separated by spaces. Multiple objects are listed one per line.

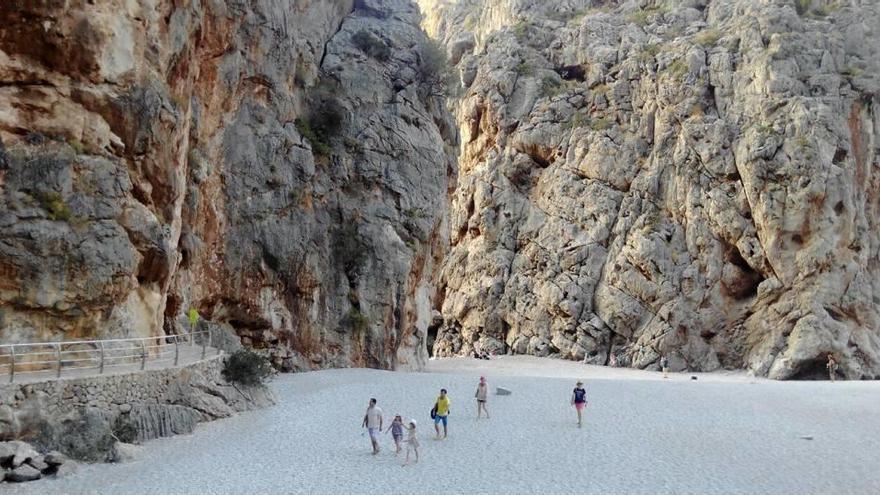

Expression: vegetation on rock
xmin=222 ymin=349 xmax=273 ymax=386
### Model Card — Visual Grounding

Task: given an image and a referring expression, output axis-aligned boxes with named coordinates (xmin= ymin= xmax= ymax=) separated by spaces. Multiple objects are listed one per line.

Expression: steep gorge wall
xmin=2 ymin=0 xmax=878 ymax=380
xmin=0 ymin=0 xmax=455 ymax=371
xmin=420 ymin=0 xmax=880 ymax=378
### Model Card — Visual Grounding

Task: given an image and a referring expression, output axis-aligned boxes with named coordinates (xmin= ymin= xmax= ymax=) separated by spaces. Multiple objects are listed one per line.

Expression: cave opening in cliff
xmin=790 ymin=357 xmax=833 ymax=380
xmin=426 ymin=320 xmax=441 ymax=357
xmin=555 ymin=64 xmax=586 ymax=82
xmin=722 ymin=244 xmax=764 ymax=300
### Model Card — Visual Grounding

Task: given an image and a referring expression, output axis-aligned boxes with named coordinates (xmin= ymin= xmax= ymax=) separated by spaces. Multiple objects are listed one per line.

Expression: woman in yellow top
xmin=432 ymin=388 xmax=451 ymax=439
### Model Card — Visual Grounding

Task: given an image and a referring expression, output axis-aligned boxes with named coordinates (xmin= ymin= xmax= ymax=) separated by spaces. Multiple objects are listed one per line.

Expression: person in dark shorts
xmin=475 ymin=376 xmax=489 ymax=419
xmin=571 ymin=381 xmax=587 ymax=428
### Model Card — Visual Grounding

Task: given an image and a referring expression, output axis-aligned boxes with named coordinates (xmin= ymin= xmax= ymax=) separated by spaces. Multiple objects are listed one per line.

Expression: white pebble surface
xmin=8 ymin=356 xmax=880 ymax=494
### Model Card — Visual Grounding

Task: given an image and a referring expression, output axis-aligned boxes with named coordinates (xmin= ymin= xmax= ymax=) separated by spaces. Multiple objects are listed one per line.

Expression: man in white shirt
xmin=362 ymin=398 xmax=384 ymax=455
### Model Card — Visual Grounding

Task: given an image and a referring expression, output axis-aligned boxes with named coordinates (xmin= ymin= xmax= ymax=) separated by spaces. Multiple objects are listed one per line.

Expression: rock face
xmin=0 ymin=0 xmax=455 ymax=371
xmin=1 ymin=0 xmax=879 ymax=380
xmin=420 ymin=0 xmax=880 ymax=379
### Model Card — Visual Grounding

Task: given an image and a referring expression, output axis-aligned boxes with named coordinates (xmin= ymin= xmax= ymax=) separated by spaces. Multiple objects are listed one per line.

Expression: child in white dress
xmin=402 ymin=419 xmax=420 ymax=466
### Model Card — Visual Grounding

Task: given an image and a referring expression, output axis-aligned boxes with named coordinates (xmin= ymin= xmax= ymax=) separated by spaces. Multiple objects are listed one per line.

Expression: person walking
xmin=660 ymin=355 xmax=669 ymax=378
xmin=827 ymin=353 xmax=839 ymax=382
xmin=571 ymin=381 xmax=587 ymax=428
xmin=402 ymin=419 xmax=420 ymax=466
xmin=362 ymin=398 xmax=384 ymax=455
xmin=432 ymin=388 xmax=451 ymax=439
xmin=386 ymin=414 xmax=404 ymax=455
xmin=475 ymin=376 xmax=489 ymax=419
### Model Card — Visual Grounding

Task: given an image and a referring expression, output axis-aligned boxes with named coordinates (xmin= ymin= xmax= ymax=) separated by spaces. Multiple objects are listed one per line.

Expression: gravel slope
xmin=8 ymin=357 xmax=880 ymax=494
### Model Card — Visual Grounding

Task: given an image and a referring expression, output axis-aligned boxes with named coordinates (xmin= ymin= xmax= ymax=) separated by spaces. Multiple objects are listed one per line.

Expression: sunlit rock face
xmin=1 ymin=0 xmax=878 ymax=379
xmin=419 ymin=0 xmax=880 ymax=379
xmin=0 ymin=0 xmax=456 ymax=372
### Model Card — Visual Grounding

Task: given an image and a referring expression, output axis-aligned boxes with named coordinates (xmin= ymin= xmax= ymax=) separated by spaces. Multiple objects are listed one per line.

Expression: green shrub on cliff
xmin=296 ymin=97 xmax=345 ymax=159
xmin=343 ymin=308 xmax=370 ymax=333
xmin=418 ymin=38 xmax=450 ymax=97
xmin=37 ymin=191 xmax=71 ymax=222
xmin=694 ymin=28 xmax=721 ymax=47
xmin=352 ymin=29 xmax=390 ymax=61
xmin=222 ymin=348 xmax=273 ymax=386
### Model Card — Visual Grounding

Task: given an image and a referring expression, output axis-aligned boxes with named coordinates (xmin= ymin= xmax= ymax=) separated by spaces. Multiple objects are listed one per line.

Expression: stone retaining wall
xmin=0 ymin=355 xmax=224 ymax=417
xmin=0 ymin=353 xmax=274 ymax=462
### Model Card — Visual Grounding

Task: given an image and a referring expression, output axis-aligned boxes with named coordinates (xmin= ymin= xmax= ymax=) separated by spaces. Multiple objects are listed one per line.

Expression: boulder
xmin=35 ymin=408 xmax=116 ymax=462
xmin=108 ymin=442 xmax=142 ymax=463
xmin=43 ymin=451 xmax=68 ymax=466
xmin=496 ymin=387 xmax=512 ymax=396
xmin=52 ymin=460 xmax=78 ymax=477
xmin=27 ymin=455 xmax=49 ymax=472
xmin=0 ymin=441 xmax=16 ymax=463
xmin=5 ymin=463 xmax=41 ymax=482
xmin=9 ymin=441 xmax=38 ymax=468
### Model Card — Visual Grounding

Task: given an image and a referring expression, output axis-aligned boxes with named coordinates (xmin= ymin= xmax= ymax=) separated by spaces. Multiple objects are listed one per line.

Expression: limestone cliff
xmin=420 ymin=0 xmax=880 ymax=379
xmin=2 ymin=0 xmax=879 ymax=380
xmin=0 ymin=0 xmax=455 ymax=371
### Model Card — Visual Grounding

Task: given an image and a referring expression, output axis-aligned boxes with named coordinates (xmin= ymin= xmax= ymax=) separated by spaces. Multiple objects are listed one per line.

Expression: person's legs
xmin=478 ymin=400 xmax=488 ymax=418
xmin=663 ymin=367 xmax=669 ymax=378
xmin=434 ymin=416 xmax=441 ymax=438
xmin=575 ymin=404 xmax=583 ymax=427
xmin=369 ymin=429 xmax=380 ymax=454
xmin=442 ymin=416 xmax=448 ymax=438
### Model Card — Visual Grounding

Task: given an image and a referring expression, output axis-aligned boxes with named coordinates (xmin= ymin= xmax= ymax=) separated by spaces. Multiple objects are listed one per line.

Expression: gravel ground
xmin=9 ymin=356 xmax=880 ymax=494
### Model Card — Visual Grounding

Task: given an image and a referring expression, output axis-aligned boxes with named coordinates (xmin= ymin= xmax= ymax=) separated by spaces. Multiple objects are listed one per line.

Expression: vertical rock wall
xmin=420 ymin=0 xmax=880 ymax=378
xmin=0 ymin=0 xmax=456 ymax=371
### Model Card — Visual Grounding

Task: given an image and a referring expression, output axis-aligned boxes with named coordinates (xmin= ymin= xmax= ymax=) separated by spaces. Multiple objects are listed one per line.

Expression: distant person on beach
xmin=386 ymin=414 xmax=404 ymax=454
xmin=827 ymin=353 xmax=839 ymax=382
xmin=362 ymin=398 xmax=384 ymax=455
xmin=571 ymin=381 xmax=587 ymax=428
xmin=402 ymin=419 xmax=420 ymax=466
xmin=660 ymin=355 xmax=669 ymax=378
xmin=475 ymin=376 xmax=489 ymax=419
xmin=432 ymin=388 xmax=451 ymax=439
xmin=609 ymin=354 xmax=618 ymax=367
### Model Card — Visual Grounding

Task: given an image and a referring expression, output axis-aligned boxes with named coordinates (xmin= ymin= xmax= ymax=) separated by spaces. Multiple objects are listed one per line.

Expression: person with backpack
xmin=570 ymin=381 xmax=587 ymax=428
xmin=431 ymin=388 xmax=451 ymax=439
